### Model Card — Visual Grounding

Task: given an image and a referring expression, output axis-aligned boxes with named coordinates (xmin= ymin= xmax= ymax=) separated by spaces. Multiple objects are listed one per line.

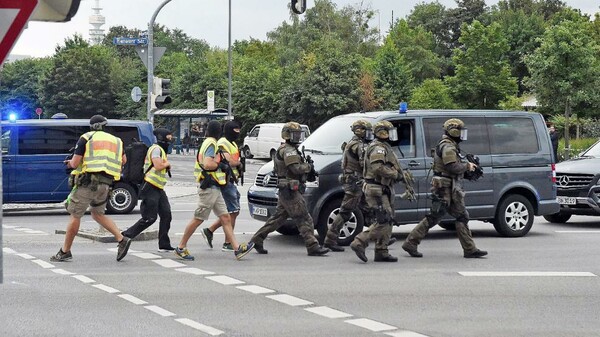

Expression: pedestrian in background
xmin=201 ymin=120 xmax=244 ymax=252
xmin=183 ymin=131 xmax=191 ymax=155
xmin=401 ymin=118 xmax=487 ymax=259
xmin=122 ymin=128 xmax=175 ymax=252
xmin=549 ymin=125 xmax=559 ymax=161
xmin=51 ymin=115 xmax=131 ymax=262
xmin=175 ymin=120 xmax=254 ymax=261
xmin=249 ymin=122 xmax=329 ymax=256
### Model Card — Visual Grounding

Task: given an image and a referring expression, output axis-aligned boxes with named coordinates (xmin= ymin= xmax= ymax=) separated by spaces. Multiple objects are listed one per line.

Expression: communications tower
xmin=89 ymin=0 xmax=105 ymax=45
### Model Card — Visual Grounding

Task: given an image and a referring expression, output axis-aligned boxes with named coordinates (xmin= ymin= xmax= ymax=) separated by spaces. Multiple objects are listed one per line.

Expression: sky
xmin=10 ymin=0 xmax=600 ymax=58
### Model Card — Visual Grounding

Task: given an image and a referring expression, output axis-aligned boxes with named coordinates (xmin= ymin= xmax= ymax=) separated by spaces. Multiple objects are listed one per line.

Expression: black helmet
xmin=206 ymin=120 xmax=222 ymax=139
xmin=89 ymin=115 xmax=108 ymax=131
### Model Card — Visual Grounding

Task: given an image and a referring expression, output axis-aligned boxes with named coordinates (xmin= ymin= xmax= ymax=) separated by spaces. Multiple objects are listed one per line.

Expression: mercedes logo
xmin=558 ymin=175 xmax=570 ymax=187
xmin=262 ymin=174 xmax=270 ymax=186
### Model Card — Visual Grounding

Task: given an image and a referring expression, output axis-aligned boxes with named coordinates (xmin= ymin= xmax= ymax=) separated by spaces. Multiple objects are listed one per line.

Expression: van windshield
xmin=301 ymin=116 xmax=375 ymax=154
xmin=581 ymin=141 xmax=600 ymax=158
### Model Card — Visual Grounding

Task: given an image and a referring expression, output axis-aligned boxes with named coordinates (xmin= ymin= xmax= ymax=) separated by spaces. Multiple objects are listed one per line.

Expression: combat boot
xmin=464 ymin=249 xmax=488 ymax=258
xmin=253 ymin=242 xmax=268 ymax=254
xmin=307 ymin=245 xmax=329 ymax=256
xmin=401 ymin=242 xmax=423 ymax=258
xmin=324 ymin=241 xmax=345 ymax=252
xmin=350 ymin=241 xmax=368 ymax=262
xmin=374 ymin=252 xmax=398 ymax=262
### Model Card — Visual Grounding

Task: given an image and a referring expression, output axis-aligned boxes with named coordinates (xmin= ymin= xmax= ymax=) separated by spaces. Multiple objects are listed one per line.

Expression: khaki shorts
xmin=66 ymin=184 xmax=110 ymax=218
xmin=194 ymin=185 xmax=228 ymax=220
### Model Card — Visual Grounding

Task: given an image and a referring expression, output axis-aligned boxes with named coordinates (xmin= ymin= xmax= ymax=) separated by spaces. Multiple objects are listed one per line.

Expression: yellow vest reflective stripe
xmin=71 ymin=131 xmax=123 ymax=181
xmin=217 ymin=137 xmax=240 ymax=178
xmin=194 ymin=137 xmax=227 ymax=185
xmin=144 ymin=144 xmax=168 ymax=189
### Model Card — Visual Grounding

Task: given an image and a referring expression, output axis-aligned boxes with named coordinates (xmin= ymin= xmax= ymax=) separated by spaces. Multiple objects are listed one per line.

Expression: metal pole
xmin=147 ymin=0 xmax=173 ymax=125
xmin=227 ymin=0 xmax=233 ymax=119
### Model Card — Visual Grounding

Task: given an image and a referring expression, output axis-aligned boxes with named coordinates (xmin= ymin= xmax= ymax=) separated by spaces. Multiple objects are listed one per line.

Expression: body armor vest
xmin=433 ymin=137 xmax=460 ymax=179
xmin=341 ymin=136 xmax=363 ymax=176
xmin=364 ymin=139 xmax=400 ymax=186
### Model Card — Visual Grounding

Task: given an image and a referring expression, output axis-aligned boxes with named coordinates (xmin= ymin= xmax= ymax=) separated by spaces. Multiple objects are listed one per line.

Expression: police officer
xmin=350 ymin=120 xmax=405 ymax=263
xmin=123 ymin=128 xmax=174 ymax=252
xmin=323 ymin=120 xmax=373 ymax=252
xmin=250 ymin=122 xmax=329 ymax=256
xmin=401 ymin=118 xmax=488 ymax=258
xmin=51 ymin=115 xmax=131 ymax=262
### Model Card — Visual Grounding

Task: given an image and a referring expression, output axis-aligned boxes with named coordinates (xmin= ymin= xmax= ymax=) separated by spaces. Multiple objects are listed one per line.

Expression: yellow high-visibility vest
xmin=71 ymin=131 xmax=123 ymax=181
xmin=217 ymin=137 xmax=240 ymax=178
xmin=144 ymin=144 xmax=168 ymax=189
xmin=194 ymin=137 xmax=226 ymax=185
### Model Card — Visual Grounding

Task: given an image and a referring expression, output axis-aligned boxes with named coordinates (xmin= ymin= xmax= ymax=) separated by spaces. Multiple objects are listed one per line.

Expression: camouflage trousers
xmin=324 ymin=181 xmax=365 ymax=245
xmin=251 ymin=188 xmax=319 ymax=251
xmin=404 ymin=183 xmax=477 ymax=253
xmin=353 ymin=184 xmax=393 ymax=256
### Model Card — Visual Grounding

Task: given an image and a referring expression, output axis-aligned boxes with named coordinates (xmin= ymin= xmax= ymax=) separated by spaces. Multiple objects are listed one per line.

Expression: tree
xmin=373 ymin=39 xmax=414 ymax=110
xmin=446 ymin=21 xmax=518 ymax=108
xmin=410 ymin=79 xmax=456 ymax=109
xmin=0 ymin=58 xmax=51 ymax=119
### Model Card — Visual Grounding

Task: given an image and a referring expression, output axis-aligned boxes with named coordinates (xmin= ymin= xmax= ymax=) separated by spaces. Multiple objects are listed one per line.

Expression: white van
xmin=242 ymin=123 xmax=310 ymax=159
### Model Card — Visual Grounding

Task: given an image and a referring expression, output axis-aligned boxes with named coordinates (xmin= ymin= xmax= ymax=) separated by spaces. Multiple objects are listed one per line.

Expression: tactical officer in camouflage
xmin=401 ymin=118 xmax=488 ymax=259
xmin=350 ymin=120 xmax=408 ymax=263
xmin=323 ymin=120 xmax=373 ymax=252
xmin=250 ymin=122 xmax=329 ymax=256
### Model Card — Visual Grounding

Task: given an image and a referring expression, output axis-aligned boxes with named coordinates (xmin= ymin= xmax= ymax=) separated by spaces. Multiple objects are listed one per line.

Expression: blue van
xmin=1 ymin=119 xmax=154 ymax=213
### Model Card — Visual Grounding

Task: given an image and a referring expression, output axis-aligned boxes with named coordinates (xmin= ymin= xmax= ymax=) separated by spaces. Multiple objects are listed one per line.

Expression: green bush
xmin=558 ymin=137 xmax=598 ymax=161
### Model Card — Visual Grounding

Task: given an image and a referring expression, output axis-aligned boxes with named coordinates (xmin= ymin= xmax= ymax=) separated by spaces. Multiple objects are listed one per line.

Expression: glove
xmin=218 ymin=162 xmax=230 ymax=171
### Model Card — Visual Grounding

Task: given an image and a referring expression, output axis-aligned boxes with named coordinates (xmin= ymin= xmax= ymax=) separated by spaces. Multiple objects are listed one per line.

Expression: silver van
xmin=242 ymin=123 xmax=310 ymax=160
xmin=247 ymin=110 xmax=559 ymax=244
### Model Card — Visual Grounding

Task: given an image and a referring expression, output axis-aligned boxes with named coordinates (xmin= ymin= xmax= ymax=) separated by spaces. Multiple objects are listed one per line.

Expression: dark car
xmin=545 ymin=139 xmax=600 ymax=223
xmin=248 ymin=110 xmax=559 ymax=245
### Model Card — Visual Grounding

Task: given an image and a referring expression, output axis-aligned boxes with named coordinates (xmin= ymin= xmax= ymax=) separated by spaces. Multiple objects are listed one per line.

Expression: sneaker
xmin=174 ymin=247 xmax=195 ymax=261
xmin=117 ymin=236 xmax=132 ymax=261
xmin=201 ymin=228 xmax=214 ymax=249
xmin=158 ymin=246 xmax=175 ymax=253
xmin=234 ymin=242 xmax=255 ymax=260
xmin=221 ymin=242 xmax=234 ymax=252
xmin=50 ymin=249 xmax=72 ymax=262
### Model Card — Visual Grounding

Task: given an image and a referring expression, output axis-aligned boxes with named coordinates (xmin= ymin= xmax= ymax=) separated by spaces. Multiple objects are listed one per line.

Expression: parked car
xmin=1 ymin=118 xmax=155 ymax=214
xmin=248 ymin=109 xmax=559 ymax=245
xmin=242 ymin=123 xmax=310 ymax=160
xmin=545 ymin=139 xmax=600 ymax=223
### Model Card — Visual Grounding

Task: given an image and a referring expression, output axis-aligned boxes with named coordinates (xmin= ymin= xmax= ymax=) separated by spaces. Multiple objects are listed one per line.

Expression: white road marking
xmin=555 ymin=230 xmax=600 ymax=233
xmin=31 ymin=259 xmax=54 ymax=269
xmin=266 ymin=294 xmax=313 ymax=307
xmin=175 ymin=318 xmax=224 ymax=336
xmin=206 ymin=275 xmax=245 ymax=285
xmin=118 ymin=294 xmax=148 ymax=305
xmin=345 ymin=318 xmax=397 ymax=332
xmin=72 ymin=275 xmax=96 ymax=283
xmin=152 ymin=259 xmax=187 ymax=268
xmin=2 ymin=225 xmax=17 ymax=228
xmin=175 ymin=267 xmax=215 ymax=276
xmin=51 ymin=269 xmax=75 ymax=275
xmin=13 ymin=227 xmax=31 ymax=231
xmin=459 ymin=271 xmax=596 ymax=277
xmin=107 ymin=248 xmax=141 ymax=253
xmin=385 ymin=330 xmax=431 ymax=337
xmin=23 ymin=230 xmax=47 ymax=234
xmin=16 ymin=253 xmax=35 ymax=259
xmin=305 ymin=306 xmax=352 ymax=319
xmin=236 ymin=285 xmax=275 ymax=294
xmin=144 ymin=305 xmax=175 ymax=317
xmin=3 ymin=248 xmax=17 ymax=254
xmin=174 ymin=232 xmax=255 ymax=236
xmin=92 ymin=284 xmax=120 ymax=293
xmin=132 ymin=252 xmax=162 ymax=259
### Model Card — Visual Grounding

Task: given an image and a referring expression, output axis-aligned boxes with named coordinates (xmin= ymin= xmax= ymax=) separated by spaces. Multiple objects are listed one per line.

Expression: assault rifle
xmin=463 ymin=153 xmax=483 ymax=181
xmin=239 ymin=151 xmax=246 ymax=186
xmin=399 ymin=169 xmax=416 ymax=202
xmin=301 ymin=146 xmax=319 ymax=182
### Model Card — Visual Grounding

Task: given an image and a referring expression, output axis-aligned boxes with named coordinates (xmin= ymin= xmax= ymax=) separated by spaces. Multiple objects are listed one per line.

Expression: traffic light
xmin=151 ymin=76 xmax=172 ymax=110
xmin=291 ymin=0 xmax=306 ymax=14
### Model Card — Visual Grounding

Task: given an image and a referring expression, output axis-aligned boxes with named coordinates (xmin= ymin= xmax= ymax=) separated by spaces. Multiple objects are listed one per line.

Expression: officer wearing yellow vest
xmin=123 ymin=128 xmax=175 ymax=252
xmin=175 ymin=120 xmax=254 ymax=261
xmin=201 ymin=120 xmax=244 ymax=252
xmin=51 ymin=115 xmax=131 ymax=262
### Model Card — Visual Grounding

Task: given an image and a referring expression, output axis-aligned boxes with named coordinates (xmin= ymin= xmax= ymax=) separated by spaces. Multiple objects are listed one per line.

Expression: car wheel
xmin=106 ymin=182 xmax=138 ymax=214
xmin=493 ymin=194 xmax=534 ymax=237
xmin=543 ymin=212 xmax=572 ymax=224
xmin=318 ymin=199 xmax=364 ymax=246
xmin=439 ymin=222 xmax=456 ymax=230
xmin=243 ymin=146 xmax=253 ymax=159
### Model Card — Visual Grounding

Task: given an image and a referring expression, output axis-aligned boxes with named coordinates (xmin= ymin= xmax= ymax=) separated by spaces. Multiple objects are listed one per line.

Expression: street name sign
xmin=113 ymin=37 xmax=148 ymax=46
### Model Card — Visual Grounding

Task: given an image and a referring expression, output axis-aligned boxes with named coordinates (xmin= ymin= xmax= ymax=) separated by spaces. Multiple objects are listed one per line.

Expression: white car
xmin=243 ymin=123 xmax=310 ymax=159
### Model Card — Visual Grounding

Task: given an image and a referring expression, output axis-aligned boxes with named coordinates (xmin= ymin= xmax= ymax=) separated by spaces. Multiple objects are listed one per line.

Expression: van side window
xmin=2 ymin=129 xmax=11 ymax=155
xmin=105 ymin=126 xmax=139 ymax=148
xmin=423 ymin=117 xmax=490 ymax=155
xmin=248 ymin=127 xmax=259 ymax=137
xmin=18 ymin=126 xmax=79 ymax=155
xmin=388 ymin=120 xmax=416 ymax=158
xmin=488 ymin=117 xmax=539 ymax=154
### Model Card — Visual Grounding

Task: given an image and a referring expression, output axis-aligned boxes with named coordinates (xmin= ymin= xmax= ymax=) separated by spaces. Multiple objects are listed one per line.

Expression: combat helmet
xmin=373 ymin=120 xmax=394 ymax=140
xmin=89 ymin=114 xmax=108 ymax=131
xmin=351 ymin=119 xmax=372 ymax=138
xmin=281 ymin=122 xmax=305 ymax=144
xmin=443 ymin=118 xmax=467 ymax=140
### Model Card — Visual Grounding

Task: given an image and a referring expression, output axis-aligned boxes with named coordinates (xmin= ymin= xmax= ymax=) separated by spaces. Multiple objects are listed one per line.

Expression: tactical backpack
xmin=122 ymin=139 xmax=149 ymax=184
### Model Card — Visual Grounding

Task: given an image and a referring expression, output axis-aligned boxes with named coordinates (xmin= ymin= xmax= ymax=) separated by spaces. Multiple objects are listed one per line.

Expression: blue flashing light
xmin=399 ymin=102 xmax=408 ymax=114
xmin=9 ymin=113 xmax=17 ymax=122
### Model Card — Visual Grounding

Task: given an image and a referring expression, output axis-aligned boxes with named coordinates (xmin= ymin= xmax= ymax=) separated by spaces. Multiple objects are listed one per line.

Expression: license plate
xmin=557 ymin=196 xmax=576 ymax=205
xmin=252 ymin=206 xmax=268 ymax=217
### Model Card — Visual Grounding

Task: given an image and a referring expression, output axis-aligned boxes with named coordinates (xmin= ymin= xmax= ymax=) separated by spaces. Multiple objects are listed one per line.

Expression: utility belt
xmin=69 ymin=172 xmax=114 ymax=191
xmin=433 ymin=171 xmax=453 ymax=178
xmin=431 ymin=175 xmax=453 ymax=189
xmin=277 ymin=178 xmax=306 ymax=193
xmin=199 ymin=176 xmax=220 ymax=190
xmin=339 ymin=171 xmax=362 ymax=185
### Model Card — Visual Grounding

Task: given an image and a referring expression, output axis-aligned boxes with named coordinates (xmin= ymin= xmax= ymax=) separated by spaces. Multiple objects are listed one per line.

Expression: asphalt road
xmin=2 ymin=154 xmax=600 ymax=337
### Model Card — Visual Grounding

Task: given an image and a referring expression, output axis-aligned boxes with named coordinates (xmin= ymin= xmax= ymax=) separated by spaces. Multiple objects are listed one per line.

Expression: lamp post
xmin=227 ymin=0 xmax=232 ymax=119
xmin=147 ymin=0 xmax=172 ymax=124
